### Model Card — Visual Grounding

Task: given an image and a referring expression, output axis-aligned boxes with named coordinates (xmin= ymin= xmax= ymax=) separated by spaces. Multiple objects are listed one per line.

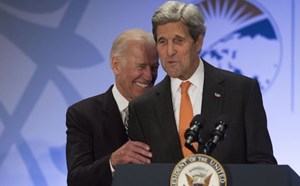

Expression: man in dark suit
xmin=66 ymin=29 xmax=158 ymax=186
xmin=128 ymin=1 xmax=277 ymax=164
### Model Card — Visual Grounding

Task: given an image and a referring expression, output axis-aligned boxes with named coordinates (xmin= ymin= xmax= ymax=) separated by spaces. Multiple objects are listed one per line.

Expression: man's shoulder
xmin=68 ymin=87 xmax=113 ymax=110
xmin=204 ymin=63 xmax=256 ymax=89
xmin=204 ymin=60 xmax=253 ymax=82
xmin=132 ymin=76 xmax=170 ymax=104
xmin=72 ymin=94 xmax=102 ymax=106
xmin=208 ymin=65 xmax=260 ymax=95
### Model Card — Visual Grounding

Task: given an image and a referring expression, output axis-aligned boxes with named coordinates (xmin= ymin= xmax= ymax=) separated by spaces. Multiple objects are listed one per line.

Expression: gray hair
xmin=110 ymin=29 xmax=156 ymax=60
xmin=152 ymin=1 xmax=206 ymax=42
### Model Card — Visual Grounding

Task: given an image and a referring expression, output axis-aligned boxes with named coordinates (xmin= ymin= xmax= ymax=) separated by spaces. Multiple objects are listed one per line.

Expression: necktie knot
xmin=181 ymin=81 xmax=191 ymax=94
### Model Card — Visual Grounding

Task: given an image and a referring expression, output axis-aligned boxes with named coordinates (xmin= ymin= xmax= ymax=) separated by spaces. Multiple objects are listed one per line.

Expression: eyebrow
xmin=157 ymin=34 xmax=185 ymax=40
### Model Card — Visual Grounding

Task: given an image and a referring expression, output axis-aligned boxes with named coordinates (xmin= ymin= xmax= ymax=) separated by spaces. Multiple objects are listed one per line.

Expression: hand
xmin=110 ymin=140 xmax=152 ymax=168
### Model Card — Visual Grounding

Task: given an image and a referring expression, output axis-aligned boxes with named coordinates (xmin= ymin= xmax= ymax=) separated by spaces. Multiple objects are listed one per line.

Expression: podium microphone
xmin=204 ymin=116 xmax=228 ymax=155
xmin=184 ymin=114 xmax=204 ymax=153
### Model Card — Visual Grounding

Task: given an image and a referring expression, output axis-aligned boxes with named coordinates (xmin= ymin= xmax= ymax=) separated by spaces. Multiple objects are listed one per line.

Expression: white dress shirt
xmin=171 ymin=58 xmax=204 ymax=131
xmin=112 ymin=84 xmax=129 ymax=124
xmin=110 ymin=84 xmax=129 ymax=174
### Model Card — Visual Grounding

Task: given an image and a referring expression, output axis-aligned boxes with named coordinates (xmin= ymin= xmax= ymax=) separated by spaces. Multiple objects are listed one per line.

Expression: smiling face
xmin=156 ymin=21 xmax=203 ymax=80
xmin=112 ymin=40 xmax=159 ymax=101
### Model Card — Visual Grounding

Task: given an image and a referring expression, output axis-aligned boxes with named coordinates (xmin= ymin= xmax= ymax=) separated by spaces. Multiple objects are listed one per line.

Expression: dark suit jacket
xmin=128 ymin=60 xmax=277 ymax=164
xmin=66 ymin=86 xmax=128 ymax=186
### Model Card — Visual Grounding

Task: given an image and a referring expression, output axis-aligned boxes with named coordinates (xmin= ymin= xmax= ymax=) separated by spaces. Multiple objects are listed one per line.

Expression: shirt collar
xmin=171 ymin=58 xmax=204 ymax=93
xmin=112 ymin=84 xmax=129 ymax=112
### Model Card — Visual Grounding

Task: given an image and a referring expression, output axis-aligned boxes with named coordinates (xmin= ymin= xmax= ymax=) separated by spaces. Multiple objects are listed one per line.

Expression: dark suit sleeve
xmin=66 ymin=106 xmax=112 ymax=186
xmin=244 ymin=80 xmax=277 ymax=164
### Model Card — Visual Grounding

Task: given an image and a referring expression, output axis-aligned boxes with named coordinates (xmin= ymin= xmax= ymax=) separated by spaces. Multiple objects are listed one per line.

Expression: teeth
xmin=136 ymin=82 xmax=148 ymax=88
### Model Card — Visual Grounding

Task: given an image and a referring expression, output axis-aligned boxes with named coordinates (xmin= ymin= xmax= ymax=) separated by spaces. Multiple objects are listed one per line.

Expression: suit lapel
xmin=102 ymin=86 xmax=128 ymax=144
xmin=154 ymin=76 xmax=183 ymax=158
xmin=201 ymin=60 xmax=225 ymax=139
xmin=154 ymin=76 xmax=175 ymax=128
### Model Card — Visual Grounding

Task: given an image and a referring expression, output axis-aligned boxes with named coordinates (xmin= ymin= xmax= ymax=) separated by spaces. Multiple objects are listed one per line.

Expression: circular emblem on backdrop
xmin=196 ymin=0 xmax=282 ymax=93
xmin=170 ymin=154 xmax=227 ymax=186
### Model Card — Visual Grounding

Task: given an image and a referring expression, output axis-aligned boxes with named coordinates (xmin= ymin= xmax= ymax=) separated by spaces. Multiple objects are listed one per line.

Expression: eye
xmin=157 ymin=38 xmax=166 ymax=45
xmin=137 ymin=64 xmax=146 ymax=70
xmin=173 ymin=37 xmax=184 ymax=44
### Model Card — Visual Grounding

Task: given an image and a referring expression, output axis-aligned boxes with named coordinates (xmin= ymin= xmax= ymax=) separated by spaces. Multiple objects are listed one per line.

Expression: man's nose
xmin=143 ymin=66 xmax=153 ymax=81
xmin=167 ymin=43 xmax=176 ymax=56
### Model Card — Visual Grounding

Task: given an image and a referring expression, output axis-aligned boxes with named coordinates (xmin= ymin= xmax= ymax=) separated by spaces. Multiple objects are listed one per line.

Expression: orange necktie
xmin=179 ymin=81 xmax=196 ymax=157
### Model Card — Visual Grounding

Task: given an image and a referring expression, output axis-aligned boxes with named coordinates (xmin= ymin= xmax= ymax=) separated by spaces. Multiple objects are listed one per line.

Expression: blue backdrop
xmin=0 ymin=0 xmax=299 ymax=185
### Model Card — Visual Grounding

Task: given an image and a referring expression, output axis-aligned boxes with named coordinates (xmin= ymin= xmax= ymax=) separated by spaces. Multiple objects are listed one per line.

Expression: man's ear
xmin=111 ymin=56 xmax=120 ymax=74
xmin=195 ymin=35 xmax=204 ymax=53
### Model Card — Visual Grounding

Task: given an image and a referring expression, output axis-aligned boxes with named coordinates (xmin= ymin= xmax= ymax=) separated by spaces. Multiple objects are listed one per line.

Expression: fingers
xmin=129 ymin=141 xmax=152 ymax=157
xmin=110 ymin=141 xmax=152 ymax=168
xmin=130 ymin=141 xmax=151 ymax=151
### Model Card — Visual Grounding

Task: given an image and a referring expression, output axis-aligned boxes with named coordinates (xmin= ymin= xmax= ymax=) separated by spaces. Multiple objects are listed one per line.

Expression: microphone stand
xmin=185 ymin=134 xmax=204 ymax=154
xmin=197 ymin=133 xmax=205 ymax=154
xmin=203 ymin=140 xmax=215 ymax=155
xmin=185 ymin=143 xmax=197 ymax=154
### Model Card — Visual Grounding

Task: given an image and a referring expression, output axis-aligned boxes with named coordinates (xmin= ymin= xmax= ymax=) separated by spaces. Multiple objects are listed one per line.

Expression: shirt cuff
xmin=109 ymin=157 xmax=115 ymax=175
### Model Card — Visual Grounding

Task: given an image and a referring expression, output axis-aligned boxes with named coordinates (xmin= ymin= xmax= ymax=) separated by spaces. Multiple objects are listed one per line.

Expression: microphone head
xmin=215 ymin=115 xmax=228 ymax=124
xmin=190 ymin=114 xmax=204 ymax=127
xmin=211 ymin=115 xmax=229 ymax=140
xmin=184 ymin=114 xmax=204 ymax=144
